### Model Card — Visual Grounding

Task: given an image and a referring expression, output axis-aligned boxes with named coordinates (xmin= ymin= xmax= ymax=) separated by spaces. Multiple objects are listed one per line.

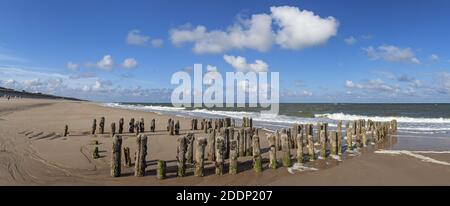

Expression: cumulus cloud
xmin=122 ymin=58 xmax=138 ymax=69
xmin=126 ymin=29 xmax=163 ymax=47
xmin=270 ymin=6 xmax=339 ymax=49
xmin=344 ymin=36 xmax=357 ymax=45
xmin=66 ymin=62 xmax=79 ymax=71
xmin=170 ymin=13 xmax=273 ymax=54
xmin=223 ymin=55 xmax=268 ymax=72
xmin=364 ymin=45 xmax=420 ymax=64
xmin=87 ymin=55 xmax=114 ymax=70
xmin=170 ymin=6 xmax=338 ymax=54
xmin=346 ymin=79 xmax=400 ymax=93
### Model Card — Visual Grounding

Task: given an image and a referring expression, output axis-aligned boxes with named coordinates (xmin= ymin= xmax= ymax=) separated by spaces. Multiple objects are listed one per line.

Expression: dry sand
xmin=1 ymin=99 xmax=449 ymax=185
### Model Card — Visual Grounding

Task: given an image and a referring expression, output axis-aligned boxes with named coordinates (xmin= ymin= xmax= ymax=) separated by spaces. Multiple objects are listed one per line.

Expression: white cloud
xmin=126 ymin=29 xmax=163 ymax=47
xmin=223 ymin=55 xmax=268 ymax=72
xmin=364 ymin=45 xmax=421 ymax=64
xmin=170 ymin=13 xmax=273 ymax=54
xmin=66 ymin=62 xmax=79 ymax=71
xmin=122 ymin=58 xmax=138 ymax=69
xmin=94 ymin=55 xmax=114 ymax=70
xmin=344 ymin=36 xmax=357 ymax=45
xmin=429 ymin=54 xmax=439 ymax=62
xmin=170 ymin=6 xmax=339 ymax=54
xmin=270 ymin=6 xmax=339 ymax=49
xmin=206 ymin=65 xmax=218 ymax=72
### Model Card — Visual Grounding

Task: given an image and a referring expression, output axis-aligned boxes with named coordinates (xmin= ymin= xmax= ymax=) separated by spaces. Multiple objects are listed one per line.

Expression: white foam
xmin=316 ymin=112 xmax=450 ymax=124
xmin=375 ymin=150 xmax=450 ymax=166
xmin=287 ymin=163 xmax=318 ymax=174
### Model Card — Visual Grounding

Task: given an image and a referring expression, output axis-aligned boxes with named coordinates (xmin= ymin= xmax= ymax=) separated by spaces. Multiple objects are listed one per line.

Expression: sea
xmin=102 ymin=103 xmax=450 ymax=151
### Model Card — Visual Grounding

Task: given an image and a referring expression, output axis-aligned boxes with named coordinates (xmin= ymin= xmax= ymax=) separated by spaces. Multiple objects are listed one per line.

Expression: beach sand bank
xmin=1 ymin=99 xmax=449 ymax=185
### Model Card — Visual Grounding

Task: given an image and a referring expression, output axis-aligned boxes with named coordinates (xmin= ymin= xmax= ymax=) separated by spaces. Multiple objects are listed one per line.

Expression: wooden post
xmin=238 ymin=128 xmax=245 ymax=157
xmin=337 ymin=130 xmax=342 ymax=156
xmin=346 ymin=121 xmax=352 ymax=151
xmin=267 ymin=133 xmax=277 ymax=169
xmin=111 ymin=134 xmax=122 ymax=177
xmin=170 ymin=119 xmax=174 ymax=135
xmin=135 ymin=121 xmax=140 ymax=135
xmin=245 ymin=128 xmax=252 ymax=156
xmin=119 ymin=118 xmax=124 ymax=134
xmin=215 ymin=135 xmax=225 ymax=175
xmin=157 ymin=160 xmax=166 ymax=179
xmin=91 ymin=119 xmax=97 ymax=135
xmin=296 ymin=133 xmax=304 ymax=164
xmin=319 ymin=130 xmax=326 ymax=159
xmin=140 ymin=118 xmax=145 ymax=133
xmin=316 ymin=123 xmax=321 ymax=145
xmin=362 ymin=127 xmax=367 ymax=147
xmin=194 ymin=118 xmax=198 ymax=130
xmin=150 ymin=119 xmax=156 ymax=132
xmin=194 ymin=138 xmax=207 ymax=177
xmin=129 ymin=118 xmax=135 ymax=133
xmin=175 ymin=120 xmax=180 ymax=135
xmin=99 ymin=117 xmax=105 ymax=134
xmin=177 ymin=136 xmax=187 ymax=177
xmin=92 ymin=146 xmax=99 ymax=159
xmin=123 ymin=147 xmax=132 ymax=167
xmin=134 ymin=134 xmax=147 ymax=177
xmin=252 ymin=134 xmax=262 ymax=172
xmin=307 ymin=134 xmax=315 ymax=161
xmin=207 ymin=129 xmax=215 ymax=161
xmin=110 ymin=122 xmax=116 ymax=137
xmin=276 ymin=130 xmax=281 ymax=151
xmin=64 ymin=125 xmax=68 ymax=137
xmin=191 ymin=118 xmax=195 ymax=130
xmin=201 ymin=119 xmax=205 ymax=130
xmin=229 ymin=139 xmax=238 ymax=174
xmin=330 ymin=131 xmax=338 ymax=155
xmin=281 ymin=133 xmax=291 ymax=167
xmin=167 ymin=118 xmax=171 ymax=132
xmin=185 ymin=133 xmax=195 ymax=164
xmin=337 ymin=120 xmax=342 ymax=152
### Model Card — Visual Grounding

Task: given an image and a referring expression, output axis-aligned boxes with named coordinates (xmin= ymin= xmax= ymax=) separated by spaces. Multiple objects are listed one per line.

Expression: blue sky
xmin=1 ymin=0 xmax=450 ymax=103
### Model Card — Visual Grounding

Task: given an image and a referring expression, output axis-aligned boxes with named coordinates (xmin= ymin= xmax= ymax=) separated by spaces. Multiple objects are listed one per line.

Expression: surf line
xmin=375 ymin=150 xmax=450 ymax=166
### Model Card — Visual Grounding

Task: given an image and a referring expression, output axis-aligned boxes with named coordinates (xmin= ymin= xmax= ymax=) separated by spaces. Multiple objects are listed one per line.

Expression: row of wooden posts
xmin=88 ymin=117 xmax=157 ymax=137
xmin=106 ymin=116 xmax=397 ymax=178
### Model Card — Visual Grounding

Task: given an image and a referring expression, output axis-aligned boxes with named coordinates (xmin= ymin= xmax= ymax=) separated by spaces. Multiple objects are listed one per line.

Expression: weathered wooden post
xmin=194 ymin=118 xmax=198 ymax=130
xmin=99 ymin=117 xmax=105 ymax=134
xmin=346 ymin=121 xmax=352 ymax=151
xmin=91 ymin=119 xmax=97 ymax=135
xmin=201 ymin=119 xmax=205 ymax=130
xmin=229 ymin=140 xmax=238 ymax=174
xmin=330 ymin=131 xmax=336 ymax=155
xmin=175 ymin=120 xmax=180 ymax=135
xmin=252 ymin=134 xmax=262 ymax=172
xmin=238 ymin=128 xmax=245 ymax=157
xmin=207 ymin=129 xmax=216 ymax=161
xmin=110 ymin=122 xmax=116 ymax=137
xmin=215 ymin=135 xmax=225 ymax=175
xmin=337 ymin=130 xmax=342 ymax=156
xmin=203 ymin=120 xmax=208 ymax=133
xmin=267 ymin=133 xmax=277 ymax=169
xmin=276 ymin=130 xmax=281 ymax=151
xmin=139 ymin=118 xmax=145 ymax=133
xmin=319 ymin=130 xmax=326 ymax=159
xmin=194 ymin=138 xmax=207 ymax=177
xmin=92 ymin=146 xmax=100 ymax=159
xmin=177 ymin=136 xmax=187 ymax=177
xmin=170 ymin=119 xmax=175 ymax=135
xmin=111 ymin=134 xmax=122 ymax=177
xmin=245 ymin=128 xmax=253 ymax=156
xmin=281 ymin=133 xmax=291 ymax=167
xmin=123 ymin=147 xmax=132 ymax=167
xmin=167 ymin=118 xmax=171 ymax=132
xmin=191 ymin=118 xmax=195 ymax=130
xmin=307 ymin=134 xmax=315 ymax=161
xmin=134 ymin=134 xmax=147 ymax=177
xmin=135 ymin=121 xmax=140 ymax=135
xmin=362 ymin=127 xmax=367 ymax=147
xmin=157 ymin=160 xmax=166 ymax=179
xmin=64 ymin=125 xmax=68 ymax=137
xmin=337 ymin=120 xmax=342 ymax=152
xmin=129 ymin=118 xmax=135 ymax=133
xmin=316 ymin=123 xmax=321 ymax=145
xmin=150 ymin=119 xmax=156 ymax=132
xmin=185 ymin=133 xmax=195 ymax=164
xmin=119 ymin=118 xmax=124 ymax=134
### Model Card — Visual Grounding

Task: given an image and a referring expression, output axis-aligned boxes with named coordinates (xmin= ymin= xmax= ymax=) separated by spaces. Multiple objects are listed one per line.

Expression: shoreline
xmin=1 ymin=99 xmax=450 ymax=185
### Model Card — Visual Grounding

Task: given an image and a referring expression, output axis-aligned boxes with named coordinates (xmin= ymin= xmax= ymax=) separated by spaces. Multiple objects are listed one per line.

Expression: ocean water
xmin=102 ymin=103 xmax=450 ymax=151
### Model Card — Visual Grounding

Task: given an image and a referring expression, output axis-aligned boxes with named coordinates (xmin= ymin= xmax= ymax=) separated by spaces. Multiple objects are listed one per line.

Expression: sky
xmin=0 ymin=0 xmax=450 ymax=103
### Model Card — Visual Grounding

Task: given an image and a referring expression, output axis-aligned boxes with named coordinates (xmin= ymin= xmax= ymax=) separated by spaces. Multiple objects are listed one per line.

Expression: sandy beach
xmin=1 ymin=99 xmax=449 ymax=186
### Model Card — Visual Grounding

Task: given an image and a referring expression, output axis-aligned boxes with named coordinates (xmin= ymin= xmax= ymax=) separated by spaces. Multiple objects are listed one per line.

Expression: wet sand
xmin=1 ymin=99 xmax=449 ymax=185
